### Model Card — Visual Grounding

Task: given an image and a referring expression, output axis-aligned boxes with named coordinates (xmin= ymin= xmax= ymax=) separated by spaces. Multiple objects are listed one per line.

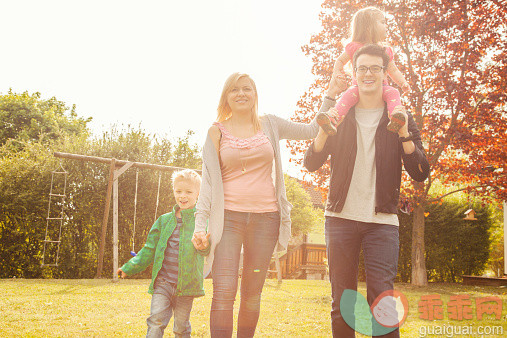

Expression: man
xmin=304 ymin=44 xmax=429 ymax=337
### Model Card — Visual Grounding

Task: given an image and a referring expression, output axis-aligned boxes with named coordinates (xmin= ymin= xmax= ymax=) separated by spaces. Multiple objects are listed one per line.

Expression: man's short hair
xmin=171 ymin=169 xmax=201 ymax=188
xmin=353 ymin=44 xmax=390 ymax=69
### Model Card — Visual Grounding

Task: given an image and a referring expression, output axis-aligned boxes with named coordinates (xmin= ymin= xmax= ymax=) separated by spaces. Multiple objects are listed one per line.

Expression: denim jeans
xmin=146 ymin=277 xmax=194 ymax=338
xmin=210 ymin=210 xmax=280 ymax=338
xmin=325 ymin=217 xmax=400 ymax=338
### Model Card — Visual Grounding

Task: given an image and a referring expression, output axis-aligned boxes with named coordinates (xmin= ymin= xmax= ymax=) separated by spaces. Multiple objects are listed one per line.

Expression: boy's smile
xmin=173 ymin=178 xmax=199 ymax=212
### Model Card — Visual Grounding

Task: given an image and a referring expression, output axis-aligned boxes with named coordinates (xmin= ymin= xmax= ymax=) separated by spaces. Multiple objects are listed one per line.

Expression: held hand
xmin=327 ymin=73 xmax=349 ymax=99
xmin=192 ymin=231 xmax=210 ymax=251
xmin=401 ymin=82 xmax=411 ymax=93
xmin=326 ymin=107 xmax=343 ymax=123
xmin=117 ymin=268 xmax=127 ymax=279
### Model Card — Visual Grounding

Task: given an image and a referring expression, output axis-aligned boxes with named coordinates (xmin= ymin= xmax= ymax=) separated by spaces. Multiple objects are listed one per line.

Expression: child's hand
xmin=401 ymin=82 xmax=411 ymax=93
xmin=117 ymin=268 xmax=127 ymax=279
xmin=192 ymin=232 xmax=210 ymax=251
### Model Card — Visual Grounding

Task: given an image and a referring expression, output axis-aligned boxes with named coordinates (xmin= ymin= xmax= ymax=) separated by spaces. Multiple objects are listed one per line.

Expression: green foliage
xmin=0 ymin=141 xmax=60 ymax=278
xmin=284 ymin=175 xmax=324 ymax=236
xmin=0 ymin=90 xmax=90 ymax=148
xmin=0 ymin=90 xmax=202 ymax=279
xmin=396 ymin=197 xmax=496 ymax=283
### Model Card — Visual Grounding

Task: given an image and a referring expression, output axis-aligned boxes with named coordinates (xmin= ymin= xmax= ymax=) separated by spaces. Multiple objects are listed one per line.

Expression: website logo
xmin=340 ymin=289 xmax=409 ymax=336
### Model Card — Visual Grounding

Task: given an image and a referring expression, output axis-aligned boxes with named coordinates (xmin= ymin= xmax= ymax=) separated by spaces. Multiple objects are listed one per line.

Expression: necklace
xmin=230 ymin=118 xmax=252 ymax=174
xmin=239 ymin=149 xmax=247 ymax=174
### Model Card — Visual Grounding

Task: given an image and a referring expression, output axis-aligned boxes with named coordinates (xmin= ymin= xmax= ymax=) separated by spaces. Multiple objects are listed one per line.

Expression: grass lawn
xmin=1 ymin=278 xmax=506 ymax=337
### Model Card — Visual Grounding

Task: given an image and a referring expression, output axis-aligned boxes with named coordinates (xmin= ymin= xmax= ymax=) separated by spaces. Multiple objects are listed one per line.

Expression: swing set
xmin=42 ymin=151 xmax=200 ymax=280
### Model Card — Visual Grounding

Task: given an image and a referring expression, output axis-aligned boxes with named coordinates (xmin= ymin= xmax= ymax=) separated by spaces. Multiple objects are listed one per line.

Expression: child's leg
xmin=173 ymin=296 xmax=194 ymax=338
xmin=146 ymin=280 xmax=176 ymax=338
xmin=382 ymin=86 xmax=402 ymax=117
xmin=383 ymin=85 xmax=406 ymax=133
xmin=335 ymin=85 xmax=359 ymax=116
xmin=316 ymin=86 xmax=358 ymax=135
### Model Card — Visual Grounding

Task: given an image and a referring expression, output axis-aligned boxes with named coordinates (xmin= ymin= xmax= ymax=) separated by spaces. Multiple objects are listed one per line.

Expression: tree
xmin=288 ymin=0 xmax=506 ymax=285
xmin=284 ymin=175 xmax=324 ymax=237
xmin=0 ymin=90 xmax=91 ymax=147
xmin=0 ymin=111 xmax=202 ymax=278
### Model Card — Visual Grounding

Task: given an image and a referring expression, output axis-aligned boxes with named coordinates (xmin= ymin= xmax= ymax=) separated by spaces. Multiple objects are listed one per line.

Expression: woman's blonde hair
xmin=350 ymin=7 xmax=386 ymax=44
xmin=217 ymin=72 xmax=261 ymax=132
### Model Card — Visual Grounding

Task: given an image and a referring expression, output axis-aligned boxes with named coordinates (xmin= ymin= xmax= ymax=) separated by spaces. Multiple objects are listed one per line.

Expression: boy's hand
xmin=192 ymin=232 xmax=210 ymax=251
xmin=117 ymin=268 xmax=127 ymax=279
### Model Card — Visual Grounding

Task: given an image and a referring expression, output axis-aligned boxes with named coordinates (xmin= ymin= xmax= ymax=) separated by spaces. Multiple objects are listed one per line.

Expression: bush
xmin=397 ymin=199 xmax=494 ymax=283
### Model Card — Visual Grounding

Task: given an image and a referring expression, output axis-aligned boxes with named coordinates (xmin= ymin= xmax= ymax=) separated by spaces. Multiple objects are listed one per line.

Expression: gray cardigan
xmin=195 ymin=106 xmax=332 ymax=276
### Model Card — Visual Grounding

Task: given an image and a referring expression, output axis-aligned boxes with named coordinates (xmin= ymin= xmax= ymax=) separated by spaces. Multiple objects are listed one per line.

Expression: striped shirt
xmin=156 ymin=217 xmax=182 ymax=284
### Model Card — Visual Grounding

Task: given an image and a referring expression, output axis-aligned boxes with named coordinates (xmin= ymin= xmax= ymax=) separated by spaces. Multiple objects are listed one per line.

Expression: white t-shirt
xmin=325 ymin=107 xmax=399 ymax=226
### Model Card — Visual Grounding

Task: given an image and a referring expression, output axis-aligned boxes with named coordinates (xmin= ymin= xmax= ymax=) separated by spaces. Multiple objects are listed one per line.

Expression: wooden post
xmin=95 ymin=159 xmax=115 ymax=278
xmin=112 ymin=171 xmax=119 ymax=281
xmin=112 ymin=162 xmax=134 ymax=281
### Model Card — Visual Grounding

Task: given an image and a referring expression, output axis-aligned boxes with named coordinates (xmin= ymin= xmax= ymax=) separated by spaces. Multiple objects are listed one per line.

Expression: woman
xmin=192 ymin=72 xmax=336 ymax=337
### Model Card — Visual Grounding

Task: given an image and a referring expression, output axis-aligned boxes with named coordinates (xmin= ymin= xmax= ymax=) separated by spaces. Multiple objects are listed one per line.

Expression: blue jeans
xmin=325 ymin=217 xmax=400 ymax=338
xmin=146 ymin=277 xmax=194 ymax=338
xmin=210 ymin=210 xmax=280 ymax=338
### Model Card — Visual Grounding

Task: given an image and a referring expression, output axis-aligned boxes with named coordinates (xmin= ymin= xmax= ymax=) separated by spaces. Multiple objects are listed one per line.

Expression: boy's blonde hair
xmin=171 ymin=169 xmax=201 ymax=188
xmin=217 ymin=72 xmax=261 ymax=133
xmin=350 ymin=7 xmax=386 ymax=44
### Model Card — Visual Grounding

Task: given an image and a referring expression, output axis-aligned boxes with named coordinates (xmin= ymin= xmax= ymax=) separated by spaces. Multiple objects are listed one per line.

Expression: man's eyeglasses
xmin=355 ymin=65 xmax=386 ymax=74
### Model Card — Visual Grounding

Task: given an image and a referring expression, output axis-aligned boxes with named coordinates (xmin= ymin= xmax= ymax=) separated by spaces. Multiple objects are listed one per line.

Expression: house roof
xmin=297 ymin=178 xmax=325 ymax=209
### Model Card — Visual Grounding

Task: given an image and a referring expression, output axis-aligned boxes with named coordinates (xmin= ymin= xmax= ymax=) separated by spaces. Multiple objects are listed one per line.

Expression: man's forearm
xmin=313 ymin=128 xmax=329 ymax=153
xmin=399 ymin=129 xmax=415 ymax=154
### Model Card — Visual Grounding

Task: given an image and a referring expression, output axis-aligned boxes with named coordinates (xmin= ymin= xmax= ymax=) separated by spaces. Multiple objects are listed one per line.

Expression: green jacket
xmin=120 ymin=205 xmax=210 ymax=296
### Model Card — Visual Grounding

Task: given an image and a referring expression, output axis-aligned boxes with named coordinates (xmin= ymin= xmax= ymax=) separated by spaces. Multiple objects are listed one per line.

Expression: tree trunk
xmin=411 ymin=201 xmax=428 ymax=286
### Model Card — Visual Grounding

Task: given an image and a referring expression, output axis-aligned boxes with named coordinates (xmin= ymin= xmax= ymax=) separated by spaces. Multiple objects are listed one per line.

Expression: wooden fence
xmin=269 ymin=243 xmax=327 ymax=279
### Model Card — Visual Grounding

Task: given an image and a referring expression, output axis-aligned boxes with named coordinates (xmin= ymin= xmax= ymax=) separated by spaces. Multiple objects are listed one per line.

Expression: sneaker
xmin=386 ymin=112 xmax=406 ymax=133
xmin=317 ymin=112 xmax=342 ymax=135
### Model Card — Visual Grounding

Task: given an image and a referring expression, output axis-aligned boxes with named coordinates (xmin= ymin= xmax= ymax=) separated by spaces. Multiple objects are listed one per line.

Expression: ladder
xmin=41 ymin=164 xmax=68 ymax=267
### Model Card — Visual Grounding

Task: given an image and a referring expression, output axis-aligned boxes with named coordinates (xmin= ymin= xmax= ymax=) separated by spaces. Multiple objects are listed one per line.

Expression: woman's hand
xmin=192 ymin=231 xmax=211 ymax=251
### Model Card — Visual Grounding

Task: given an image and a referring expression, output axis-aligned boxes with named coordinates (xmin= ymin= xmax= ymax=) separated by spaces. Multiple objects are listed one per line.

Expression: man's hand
xmin=192 ymin=231 xmax=210 ymax=251
xmin=401 ymin=82 xmax=411 ymax=93
xmin=393 ymin=106 xmax=409 ymax=138
xmin=394 ymin=106 xmax=416 ymax=155
xmin=326 ymin=73 xmax=349 ymax=99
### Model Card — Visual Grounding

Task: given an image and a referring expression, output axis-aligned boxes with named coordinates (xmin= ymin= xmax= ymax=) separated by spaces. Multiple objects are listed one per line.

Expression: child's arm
xmin=332 ymin=51 xmax=351 ymax=78
xmin=119 ymin=217 xmax=163 ymax=276
xmin=387 ymin=60 xmax=411 ymax=93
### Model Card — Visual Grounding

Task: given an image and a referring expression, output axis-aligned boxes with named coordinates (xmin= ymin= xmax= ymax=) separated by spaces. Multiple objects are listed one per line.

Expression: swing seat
xmin=130 ymin=251 xmax=137 ymax=257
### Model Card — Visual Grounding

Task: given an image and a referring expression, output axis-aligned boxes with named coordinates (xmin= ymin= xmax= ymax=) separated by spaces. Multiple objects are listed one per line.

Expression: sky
xmin=0 ymin=0 xmax=324 ymax=176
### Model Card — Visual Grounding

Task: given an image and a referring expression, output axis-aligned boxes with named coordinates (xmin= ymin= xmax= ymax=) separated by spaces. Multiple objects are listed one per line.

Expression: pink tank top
xmin=214 ymin=122 xmax=278 ymax=213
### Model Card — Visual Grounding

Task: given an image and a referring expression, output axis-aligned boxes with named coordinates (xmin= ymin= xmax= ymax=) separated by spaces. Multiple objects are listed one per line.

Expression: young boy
xmin=118 ymin=169 xmax=210 ymax=338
